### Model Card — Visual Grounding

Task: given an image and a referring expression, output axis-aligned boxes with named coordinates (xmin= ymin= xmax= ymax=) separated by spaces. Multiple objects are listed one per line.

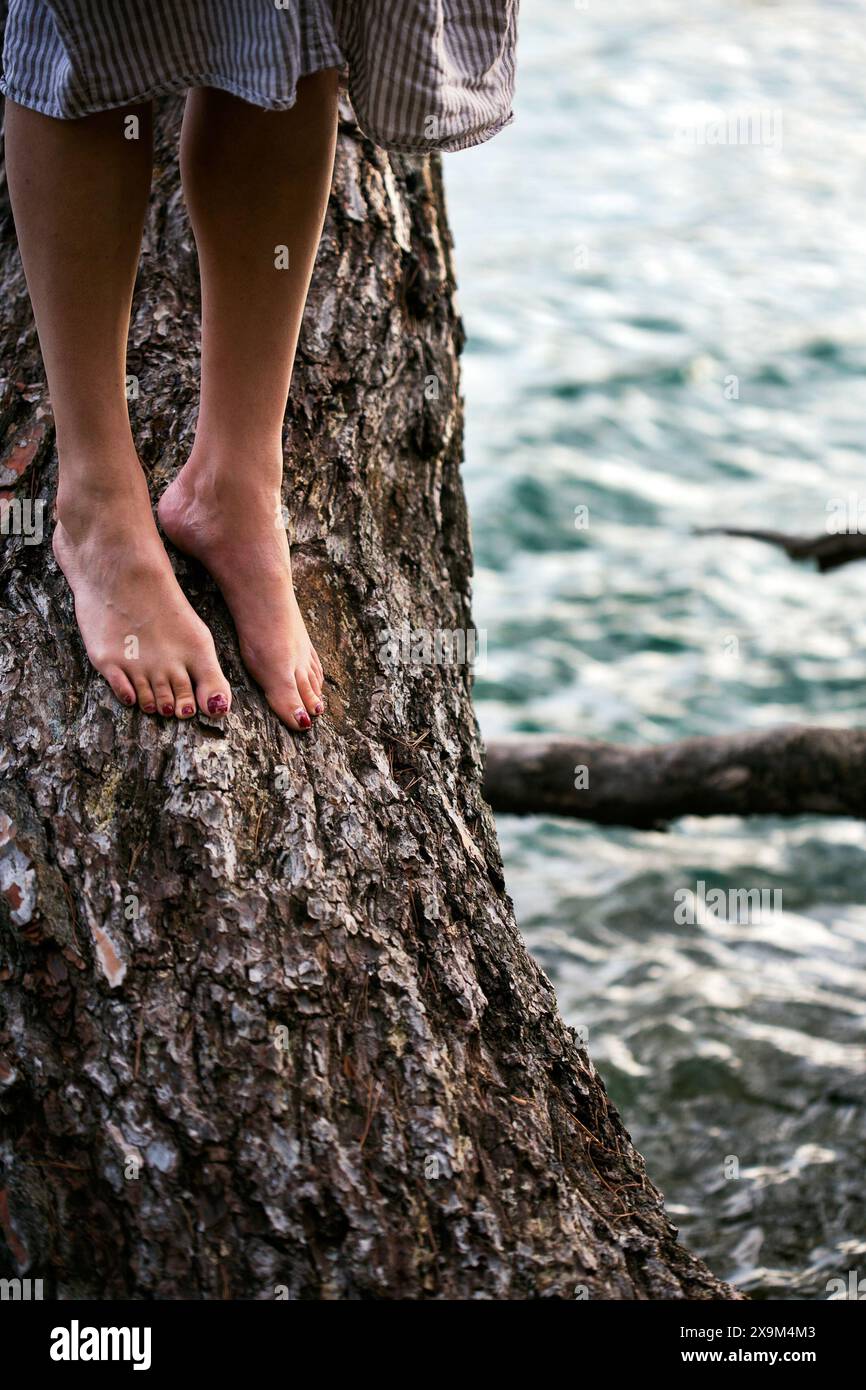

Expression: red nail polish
xmin=143 ymin=703 xmax=157 ymax=714
xmin=314 ymin=701 xmax=324 ymax=715
xmin=295 ymin=708 xmax=311 ymax=729
xmin=161 ymin=703 xmax=174 ymax=716
xmin=122 ymin=694 xmax=135 ymax=706
xmin=182 ymin=704 xmax=195 ymax=717
xmin=207 ymin=694 xmax=228 ymax=715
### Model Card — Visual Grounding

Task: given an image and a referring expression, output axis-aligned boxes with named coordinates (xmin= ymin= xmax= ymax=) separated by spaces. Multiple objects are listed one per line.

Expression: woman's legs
xmin=159 ymin=73 xmax=338 ymax=732
xmin=4 ymin=101 xmax=231 ymax=719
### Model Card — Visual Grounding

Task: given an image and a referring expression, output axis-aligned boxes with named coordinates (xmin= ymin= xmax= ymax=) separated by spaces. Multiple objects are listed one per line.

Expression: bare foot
xmin=53 ymin=465 xmax=232 ymax=719
xmin=158 ymin=454 xmax=324 ymax=733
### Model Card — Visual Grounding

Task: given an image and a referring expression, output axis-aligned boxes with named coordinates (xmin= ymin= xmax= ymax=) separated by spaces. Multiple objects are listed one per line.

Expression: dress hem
xmin=0 ymin=69 xmax=514 ymax=154
xmin=0 ymin=60 xmax=343 ymax=121
xmin=361 ymin=111 xmax=514 ymax=155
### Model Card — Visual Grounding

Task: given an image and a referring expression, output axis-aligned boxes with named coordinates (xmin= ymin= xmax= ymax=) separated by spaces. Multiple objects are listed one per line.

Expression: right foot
xmin=52 ymin=469 xmax=231 ymax=719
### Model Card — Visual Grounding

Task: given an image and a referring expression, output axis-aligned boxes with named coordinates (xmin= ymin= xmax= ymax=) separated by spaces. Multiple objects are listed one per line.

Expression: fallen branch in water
xmin=483 ymin=725 xmax=866 ymax=829
xmin=694 ymin=524 xmax=866 ymax=572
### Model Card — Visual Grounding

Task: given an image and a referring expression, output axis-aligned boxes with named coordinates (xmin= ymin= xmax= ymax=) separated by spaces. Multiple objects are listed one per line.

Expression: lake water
xmin=445 ymin=0 xmax=866 ymax=1299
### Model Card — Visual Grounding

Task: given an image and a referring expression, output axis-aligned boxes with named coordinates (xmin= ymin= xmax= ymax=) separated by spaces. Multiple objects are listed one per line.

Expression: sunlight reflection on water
xmin=445 ymin=0 xmax=866 ymax=1297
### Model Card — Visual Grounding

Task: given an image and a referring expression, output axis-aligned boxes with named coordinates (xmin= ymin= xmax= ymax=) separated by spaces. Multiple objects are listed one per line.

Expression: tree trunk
xmin=0 ymin=97 xmax=739 ymax=1301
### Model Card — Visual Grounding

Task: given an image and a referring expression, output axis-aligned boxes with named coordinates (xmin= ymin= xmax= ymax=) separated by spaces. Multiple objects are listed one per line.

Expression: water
xmin=444 ymin=0 xmax=866 ymax=1298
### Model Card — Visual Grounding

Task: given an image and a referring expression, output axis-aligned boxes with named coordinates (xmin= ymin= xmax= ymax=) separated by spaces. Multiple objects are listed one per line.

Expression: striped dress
xmin=0 ymin=0 xmax=518 ymax=153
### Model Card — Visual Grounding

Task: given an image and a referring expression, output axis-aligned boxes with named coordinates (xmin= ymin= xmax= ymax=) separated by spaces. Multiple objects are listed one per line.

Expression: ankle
xmin=181 ymin=438 xmax=285 ymax=497
xmin=56 ymin=464 xmax=151 ymax=539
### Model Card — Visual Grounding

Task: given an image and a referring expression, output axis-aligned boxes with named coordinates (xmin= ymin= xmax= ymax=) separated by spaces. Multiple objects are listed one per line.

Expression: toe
xmin=297 ymin=669 xmax=323 ymax=718
xmin=193 ymin=671 xmax=231 ymax=719
xmin=189 ymin=646 xmax=231 ymax=719
xmin=133 ymin=676 xmax=157 ymax=715
xmin=153 ymin=680 xmax=176 ymax=717
xmin=104 ymin=664 xmax=137 ymax=709
xmin=267 ymin=679 xmax=312 ymax=732
xmin=170 ymin=670 xmax=197 ymax=719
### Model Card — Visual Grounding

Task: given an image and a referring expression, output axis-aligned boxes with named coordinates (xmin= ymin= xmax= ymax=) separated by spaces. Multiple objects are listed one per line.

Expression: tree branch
xmin=694 ymin=525 xmax=866 ymax=572
xmin=483 ymin=725 xmax=866 ymax=828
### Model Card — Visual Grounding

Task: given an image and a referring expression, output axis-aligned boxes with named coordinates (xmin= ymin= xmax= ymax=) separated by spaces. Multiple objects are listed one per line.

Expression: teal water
xmin=445 ymin=0 xmax=866 ymax=1298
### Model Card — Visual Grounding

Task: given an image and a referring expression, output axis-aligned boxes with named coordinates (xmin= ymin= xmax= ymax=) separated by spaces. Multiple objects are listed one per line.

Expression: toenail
xmin=161 ymin=703 xmax=174 ymax=715
xmin=182 ymin=704 xmax=195 ymax=717
xmin=295 ymin=708 xmax=311 ymax=729
xmin=314 ymin=701 xmax=324 ymax=715
xmin=143 ymin=703 xmax=157 ymax=714
xmin=207 ymin=694 xmax=228 ymax=715
xmin=122 ymin=694 xmax=135 ymax=706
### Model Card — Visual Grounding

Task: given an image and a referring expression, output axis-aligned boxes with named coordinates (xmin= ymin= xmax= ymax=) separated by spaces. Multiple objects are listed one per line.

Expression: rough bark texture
xmin=0 ymin=98 xmax=740 ymax=1300
xmin=484 ymin=725 xmax=866 ymax=828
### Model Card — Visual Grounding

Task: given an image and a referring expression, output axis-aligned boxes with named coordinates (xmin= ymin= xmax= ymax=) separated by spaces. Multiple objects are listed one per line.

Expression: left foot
xmin=158 ymin=454 xmax=324 ymax=732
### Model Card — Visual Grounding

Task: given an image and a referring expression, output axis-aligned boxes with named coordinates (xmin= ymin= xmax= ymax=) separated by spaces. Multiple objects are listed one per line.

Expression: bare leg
xmin=159 ymin=74 xmax=338 ymax=732
xmin=4 ymin=100 xmax=231 ymax=719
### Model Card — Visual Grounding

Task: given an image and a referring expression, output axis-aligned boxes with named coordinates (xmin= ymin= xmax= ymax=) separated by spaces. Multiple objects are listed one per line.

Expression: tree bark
xmin=484 ymin=725 xmax=866 ymax=828
xmin=0 ymin=97 xmax=739 ymax=1300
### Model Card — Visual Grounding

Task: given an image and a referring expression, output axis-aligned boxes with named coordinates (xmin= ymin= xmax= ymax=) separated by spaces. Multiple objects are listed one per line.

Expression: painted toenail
xmin=122 ymin=694 xmax=135 ymax=706
xmin=207 ymin=694 xmax=228 ymax=715
xmin=314 ymin=701 xmax=324 ymax=715
xmin=161 ymin=703 xmax=174 ymax=715
xmin=182 ymin=704 xmax=195 ymax=717
xmin=143 ymin=703 xmax=157 ymax=714
xmin=295 ymin=708 xmax=311 ymax=729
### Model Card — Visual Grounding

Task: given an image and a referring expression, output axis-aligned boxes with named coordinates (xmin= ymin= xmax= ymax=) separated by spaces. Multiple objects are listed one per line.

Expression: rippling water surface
xmin=444 ymin=0 xmax=866 ymax=1297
